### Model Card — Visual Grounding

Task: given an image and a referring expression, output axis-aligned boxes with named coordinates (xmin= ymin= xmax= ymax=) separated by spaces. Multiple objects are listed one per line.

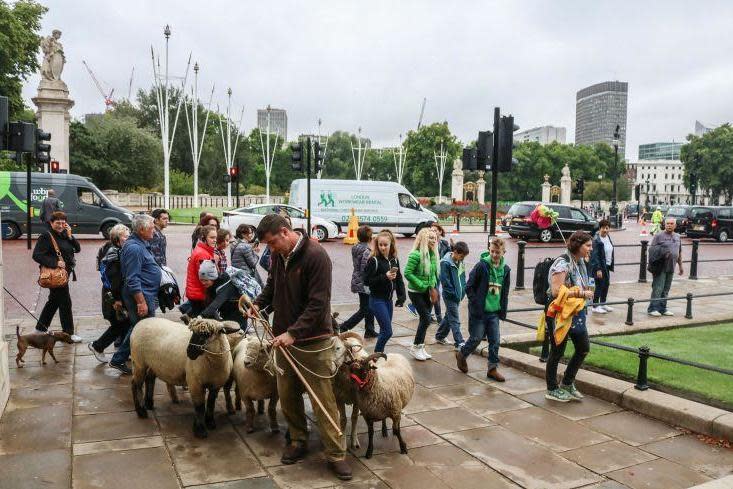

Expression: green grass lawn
xmin=529 ymin=323 xmax=733 ymax=409
xmin=168 ymin=208 xmax=226 ymax=224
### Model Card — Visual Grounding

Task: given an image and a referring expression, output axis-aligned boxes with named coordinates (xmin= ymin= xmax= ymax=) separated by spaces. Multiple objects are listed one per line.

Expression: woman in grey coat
xmin=230 ymin=224 xmax=263 ymax=286
xmin=340 ymin=225 xmax=377 ymax=337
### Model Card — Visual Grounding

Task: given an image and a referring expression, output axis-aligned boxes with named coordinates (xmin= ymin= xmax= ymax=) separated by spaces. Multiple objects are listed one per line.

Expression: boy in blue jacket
xmin=456 ymin=238 xmax=511 ymax=381
xmin=435 ymin=241 xmax=469 ymax=348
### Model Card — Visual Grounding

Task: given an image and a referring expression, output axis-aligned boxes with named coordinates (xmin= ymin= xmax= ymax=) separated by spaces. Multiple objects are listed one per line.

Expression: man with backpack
xmin=647 ymin=217 xmax=683 ymax=317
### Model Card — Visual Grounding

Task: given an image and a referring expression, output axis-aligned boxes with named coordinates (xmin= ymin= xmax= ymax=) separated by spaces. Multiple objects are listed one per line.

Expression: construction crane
xmin=127 ymin=66 xmax=135 ymax=100
xmin=82 ymin=60 xmax=115 ymax=110
xmin=417 ymin=97 xmax=426 ymax=129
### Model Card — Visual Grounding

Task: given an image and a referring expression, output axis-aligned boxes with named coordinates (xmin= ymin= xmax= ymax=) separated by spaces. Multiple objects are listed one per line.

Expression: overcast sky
xmin=22 ymin=0 xmax=733 ymax=160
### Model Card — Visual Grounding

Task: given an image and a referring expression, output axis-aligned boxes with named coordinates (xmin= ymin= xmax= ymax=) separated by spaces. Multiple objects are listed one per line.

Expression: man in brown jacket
xmin=249 ymin=214 xmax=350 ymax=480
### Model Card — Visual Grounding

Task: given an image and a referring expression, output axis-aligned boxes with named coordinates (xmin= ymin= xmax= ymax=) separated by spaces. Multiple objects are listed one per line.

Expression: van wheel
xmin=718 ymin=230 xmax=729 ymax=242
xmin=313 ymin=226 xmax=328 ymax=242
xmin=101 ymin=222 xmax=116 ymax=240
xmin=539 ymin=229 xmax=553 ymax=243
xmin=3 ymin=223 xmax=20 ymax=240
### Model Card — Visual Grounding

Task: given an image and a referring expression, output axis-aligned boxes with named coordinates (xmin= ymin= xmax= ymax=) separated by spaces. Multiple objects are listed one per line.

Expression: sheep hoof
xmin=193 ymin=424 xmax=208 ymax=439
xmin=205 ymin=418 xmax=217 ymax=430
xmin=400 ymin=447 xmax=408 ymax=455
xmin=135 ymin=407 xmax=148 ymax=419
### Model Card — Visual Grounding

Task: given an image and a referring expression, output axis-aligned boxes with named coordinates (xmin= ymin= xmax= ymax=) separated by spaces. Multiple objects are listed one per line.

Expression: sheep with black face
xmin=130 ymin=317 xmax=239 ymax=438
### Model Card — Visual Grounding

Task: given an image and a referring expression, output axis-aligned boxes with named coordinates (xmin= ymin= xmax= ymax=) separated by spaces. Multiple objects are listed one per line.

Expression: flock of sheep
xmin=127 ymin=316 xmax=415 ymax=458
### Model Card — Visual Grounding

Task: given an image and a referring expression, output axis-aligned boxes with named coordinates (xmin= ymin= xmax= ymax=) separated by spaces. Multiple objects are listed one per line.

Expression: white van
xmin=289 ymin=179 xmax=438 ymax=237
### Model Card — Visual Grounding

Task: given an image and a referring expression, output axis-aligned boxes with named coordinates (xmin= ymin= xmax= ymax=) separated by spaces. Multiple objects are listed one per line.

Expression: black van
xmin=0 ymin=171 xmax=133 ymax=239
xmin=665 ymin=205 xmax=693 ymax=235
xmin=685 ymin=206 xmax=733 ymax=242
xmin=502 ymin=201 xmax=599 ymax=242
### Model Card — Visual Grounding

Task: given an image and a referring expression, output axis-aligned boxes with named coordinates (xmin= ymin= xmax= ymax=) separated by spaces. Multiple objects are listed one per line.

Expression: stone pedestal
xmin=560 ymin=164 xmax=572 ymax=205
xmin=32 ymin=79 xmax=74 ymax=173
xmin=0 ymin=215 xmax=8 ymax=419
xmin=476 ymin=172 xmax=486 ymax=204
xmin=451 ymin=159 xmax=464 ymax=202
xmin=541 ymin=174 xmax=551 ymax=203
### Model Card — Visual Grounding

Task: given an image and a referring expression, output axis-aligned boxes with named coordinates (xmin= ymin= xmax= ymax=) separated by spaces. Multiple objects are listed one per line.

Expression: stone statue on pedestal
xmin=451 ymin=158 xmax=464 ymax=202
xmin=40 ymin=30 xmax=65 ymax=83
xmin=541 ymin=174 xmax=552 ymax=203
xmin=560 ymin=164 xmax=572 ymax=205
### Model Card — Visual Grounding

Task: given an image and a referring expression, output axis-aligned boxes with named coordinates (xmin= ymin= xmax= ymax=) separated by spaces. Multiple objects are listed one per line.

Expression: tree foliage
xmin=0 ymin=0 xmax=47 ymax=118
xmin=681 ymin=124 xmax=733 ymax=203
xmin=403 ymin=122 xmax=462 ymax=198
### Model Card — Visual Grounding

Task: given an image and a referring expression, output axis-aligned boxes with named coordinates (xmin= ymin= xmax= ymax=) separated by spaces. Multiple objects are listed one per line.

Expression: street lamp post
xmin=610 ymin=124 xmax=621 ymax=228
xmin=645 ymin=179 xmax=650 ymax=209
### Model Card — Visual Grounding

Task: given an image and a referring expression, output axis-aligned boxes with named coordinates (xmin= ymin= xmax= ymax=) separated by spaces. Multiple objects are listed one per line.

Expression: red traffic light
xmin=229 ymin=166 xmax=239 ymax=178
xmin=50 ymin=160 xmax=60 ymax=173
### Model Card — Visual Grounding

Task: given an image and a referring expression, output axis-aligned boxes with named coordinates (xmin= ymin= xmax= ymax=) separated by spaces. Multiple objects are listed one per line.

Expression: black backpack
xmin=532 ymin=258 xmax=555 ymax=305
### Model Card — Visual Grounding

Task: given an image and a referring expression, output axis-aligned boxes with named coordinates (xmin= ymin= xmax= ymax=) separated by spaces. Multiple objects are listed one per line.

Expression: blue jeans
xmin=370 ymin=297 xmax=393 ymax=353
xmin=460 ymin=312 xmax=500 ymax=370
xmin=648 ymin=272 xmax=674 ymax=313
xmin=110 ymin=293 xmax=157 ymax=365
xmin=435 ymin=299 xmax=464 ymax=346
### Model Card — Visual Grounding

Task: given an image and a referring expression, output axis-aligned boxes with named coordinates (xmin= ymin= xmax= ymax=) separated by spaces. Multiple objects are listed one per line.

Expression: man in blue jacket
xmin=456 ymin=238 xmax=511 ymax=381
xmin=435 ymin=241 xmax=469 ymax=348
xmin=109 ymin=214 xmax=162 ymax=374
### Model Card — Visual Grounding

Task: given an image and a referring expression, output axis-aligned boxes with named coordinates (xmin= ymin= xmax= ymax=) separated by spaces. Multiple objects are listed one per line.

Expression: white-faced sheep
xmin=230 ymin=336 xmax=279 ymax=433
xmin=130 ymin=317 xmax=240 ymax=438
xmin=348 ymin=352 xmax=415 ymax=458
xmin=333 ymin=331 xmax=369 ymax=450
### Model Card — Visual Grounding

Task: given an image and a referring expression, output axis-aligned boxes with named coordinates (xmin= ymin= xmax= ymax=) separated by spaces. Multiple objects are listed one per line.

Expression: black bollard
xmin=625 ymin=298 xmax=635 ymax=326
xmin=484 ymin=212 xmax=489 ymax=232
xmin=689 ymin=240 xmax=699 ymax=280
xmin=638 ymin=240 xmax=649 ymax=283
xmin=635 ymin=346 xmax=650 ymax=391
xmin=685 ymin=292 xmax=693 ymax=319
xmin=456 ymin=212 xmax=461 ymax=232
xmin=516 ymin=241 xmax=526 ymax=290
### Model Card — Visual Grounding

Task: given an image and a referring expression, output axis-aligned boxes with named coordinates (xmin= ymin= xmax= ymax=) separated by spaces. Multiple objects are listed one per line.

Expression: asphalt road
xmin=4 ymin=221 xmax=733 ymax=320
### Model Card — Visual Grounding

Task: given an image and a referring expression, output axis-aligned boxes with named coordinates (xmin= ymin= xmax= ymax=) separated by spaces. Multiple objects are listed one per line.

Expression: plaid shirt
xmin=149 ymin=228 xmax=167 ymax=266
xmin=215 ymin=248 xmax=228 ymax=274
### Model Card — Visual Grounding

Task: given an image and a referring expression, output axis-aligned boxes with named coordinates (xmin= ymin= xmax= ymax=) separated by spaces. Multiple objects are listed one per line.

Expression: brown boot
xmin=487 ymin=368 xmax=505 ymax=382
xmin=281 ymin=442 xmax=308 ymax=465
xmin=455 ymin=350 xmax=468 ymax=373
xmin=328 ymin=459 xmax=353 ymax=481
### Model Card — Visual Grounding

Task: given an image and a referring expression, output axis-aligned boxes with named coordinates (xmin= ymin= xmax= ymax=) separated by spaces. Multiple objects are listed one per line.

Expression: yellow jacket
xmin=546 ymin=285 xmax=586 ymax=345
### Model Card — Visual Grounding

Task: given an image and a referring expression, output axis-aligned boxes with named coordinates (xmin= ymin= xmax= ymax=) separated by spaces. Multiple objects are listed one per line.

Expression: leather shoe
xmin=328 ymin=459 xmax=353 ymax=481
xmin=455 ymin=350 xmax=468 ymax=373
xmin=280 ymin=442 xmax=308 ymax=465
xmin=487 ymin=368 xmax=505 ymax=382
xmin=363 ymin=330 xmax=379 ymax=339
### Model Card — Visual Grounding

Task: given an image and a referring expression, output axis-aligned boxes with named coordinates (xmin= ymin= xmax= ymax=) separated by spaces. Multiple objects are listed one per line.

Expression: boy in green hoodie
xmin=456 ymin=238 xmax=511 ymax=381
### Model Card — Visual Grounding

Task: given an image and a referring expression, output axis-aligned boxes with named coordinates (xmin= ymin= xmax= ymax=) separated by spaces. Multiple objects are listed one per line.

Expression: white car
xmin=221 ymin=204 xmax=340 ymax=242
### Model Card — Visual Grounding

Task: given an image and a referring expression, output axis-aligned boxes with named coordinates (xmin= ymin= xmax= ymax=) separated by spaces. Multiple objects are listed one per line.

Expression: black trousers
xmin=92 ymin=315 xmax=131 ymax=352
xmin=593 ymin=269 xmax=610 ymax=304
xmin=545 ymin=311 xmax=590 ymax=391
xmin=409 ymin=290 xmax=433 ymax=345
xmin=340 ymin=293 xmax=375 ymax=332
xmin=37 ymin=285 xmax=74 ymax=334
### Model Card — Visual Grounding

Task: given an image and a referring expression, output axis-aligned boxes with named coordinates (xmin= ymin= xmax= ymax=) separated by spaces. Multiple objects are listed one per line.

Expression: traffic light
xmin=50 ymin=160 xmax=60 ymax=173
xmin=313 ymin=141 xmax=325 ymax=172
xmin=574 ymin=178 xmax=585 ymax=194
xmin=291 ymin=142 xmax=303 ymax=171
xmin=0 ymin=96 xmax=8 ymax=151
xmin=689 ymin=172 xmax=697 ymax=195
xmin=497 ymin=115 xmax=519 ymax=172
xmin=476 ymin=131 xmax=493 ymax=171
xmin=634 ymin=184 xmax=641 ymax=202
xmin=35 ymin=127 xmax=51 ymax=166
xmin=8 ymin=122 xmax=35 ymax=153
xmin=229 ymin=165 xmax=239 ymax=182
xmin=461 ymin=147 xmax=477 ymax=171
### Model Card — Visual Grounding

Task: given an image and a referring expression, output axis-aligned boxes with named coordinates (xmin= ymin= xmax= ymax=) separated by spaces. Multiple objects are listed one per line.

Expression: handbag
xmin=38 ymin=233 xmax=69 ymax=288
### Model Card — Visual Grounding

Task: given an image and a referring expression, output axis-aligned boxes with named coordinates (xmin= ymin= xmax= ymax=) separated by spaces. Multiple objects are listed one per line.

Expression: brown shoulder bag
xmin=38 ymin=233 xmax=69 ymax=288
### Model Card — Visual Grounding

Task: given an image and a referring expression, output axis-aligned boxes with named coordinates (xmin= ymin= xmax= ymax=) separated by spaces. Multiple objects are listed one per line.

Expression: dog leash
xmin=3 ymin=286 xmax=50 ymax=330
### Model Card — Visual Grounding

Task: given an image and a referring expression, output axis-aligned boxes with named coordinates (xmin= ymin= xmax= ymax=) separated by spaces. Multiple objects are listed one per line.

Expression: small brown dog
xmin=15 ymin=326 xmax=74 ymax=367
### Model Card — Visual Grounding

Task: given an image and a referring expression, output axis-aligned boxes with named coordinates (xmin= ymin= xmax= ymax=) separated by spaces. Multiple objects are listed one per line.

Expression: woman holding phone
xmin=363 ymin=230 xmax=406 ymax=352
xmin=404 ymin=228 xmax=440 ymax=361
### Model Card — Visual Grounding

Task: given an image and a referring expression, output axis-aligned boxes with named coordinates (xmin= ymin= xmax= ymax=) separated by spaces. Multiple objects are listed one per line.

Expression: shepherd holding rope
xmin=246 ymin=214 xmax=351 ymax=480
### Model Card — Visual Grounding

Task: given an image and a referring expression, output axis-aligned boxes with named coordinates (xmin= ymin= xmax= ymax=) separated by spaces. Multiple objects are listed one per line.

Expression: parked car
xmin=665 ymin=205 xmax=694 ymax=234
xmin=502 ymin=201 xmax=599 ymax=242
xmin=641 ymin=204 xmax=670 ymax=222
xmin=221 ymin=204 xmax=340 ymax=242
xmin=626 ymin=203 xmax=640 ymax=219
xmin=0 ymin=171 xmax=133 ymax=239
xmin=685 ymin=206 xmax=733 ymax=242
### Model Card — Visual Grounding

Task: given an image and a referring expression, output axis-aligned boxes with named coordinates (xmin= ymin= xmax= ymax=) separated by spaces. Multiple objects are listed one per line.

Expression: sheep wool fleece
xmin=276 ymin=337 xmax=346 ymax=461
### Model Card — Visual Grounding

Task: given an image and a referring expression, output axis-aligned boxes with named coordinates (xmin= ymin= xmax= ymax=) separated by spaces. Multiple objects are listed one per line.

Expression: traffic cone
xmin=343 ymin=208 xmax=359 ymax=245
xmin=640 ymin=220 xmax=649 ymax=237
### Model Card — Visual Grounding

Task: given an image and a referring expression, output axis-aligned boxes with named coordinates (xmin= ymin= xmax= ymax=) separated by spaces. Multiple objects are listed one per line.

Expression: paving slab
xmin=9 ymin=363 xmax=73 ymax=387
xmin=73 ymin=384 xmax=138 ymax=415
xmin=443 ymin=426 xmax=603 ymax=489
xmin=409 ymin=406 xmax=493 ymax=434
xmin=583 ymin=482 xmax=631 ymax=489
xmin=687 ymin=475 xmax=733 ymax=489
xmin=410 ymin=359 xmax=474 ymax=388
xmin=519 ymin=390 xmax=623 ymax=421
xmin=73 ymin=446 xmax=180 ymax=489
xmin=6 ymin=383 xmax=72 ymax=408
xmin=373 ymin=465 xmax=452 ymax=489
xmin=606 ymin=458 xmax=711 ymax=489
xmin=268 ymin=453 xmax=371 ymax=489
xmin=352 ymin=424 xmax=443 ymax=456
xmin=430 ymin=349 xmax=489 ymax=373
xmin=73 ymin=435 xmax=165 ymax=456
xmin=458 ymin=389 xmax=532 ymax=416
xmin=167 ymin=427 xmax=266 ymax=486
xmin=402 ymin=385 xmax=457 ymax=414
xmin=561 ymin=440 xmax=658 ymax=473
xmin=0 ymin=403 xmax=71 ymax=455
xmin=427 ymin=464 xmax=521 ymax=489
xmin=641 ymin=435 xmax=733 ymax=479
xmin=0 ymin=448 xmax=71 ymax=489
xmin=187 ymin=478 xmax=280 ymax=489
xmin=72 ymin=410 xmax=159 ymax=443
xmin=429 ymin=380 xmax=497 ymax=401
xmin=581 ymin=411 xmax=682 ymax=446
xmin=469 ymin=367 xmax=547 ymax=395
xmin=490 ymin=407 xmax=612 ymax=452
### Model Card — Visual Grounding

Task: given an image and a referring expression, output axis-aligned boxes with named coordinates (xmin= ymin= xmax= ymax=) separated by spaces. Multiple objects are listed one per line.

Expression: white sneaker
xmin=603 ymin=305 xmax=614 ymax=312
xmin=87 ymin=342 xmax=107 ymax=363
xmin=410 ymin=345 xmax=427 ymax=361
xmin=648 ymin=311 xmax=662 ymax=317
xmin=422 ymin=345 xmax=432 ymax=359
xmin=592 ymin=306 xmax=607 ymax=314
xmin=70 ymin=334 xmax=83 ymax=343
xmin=662 ymin=310 xmax=674 ymax=316
xmin=455 ymin=342 xmax=466 ymax=351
